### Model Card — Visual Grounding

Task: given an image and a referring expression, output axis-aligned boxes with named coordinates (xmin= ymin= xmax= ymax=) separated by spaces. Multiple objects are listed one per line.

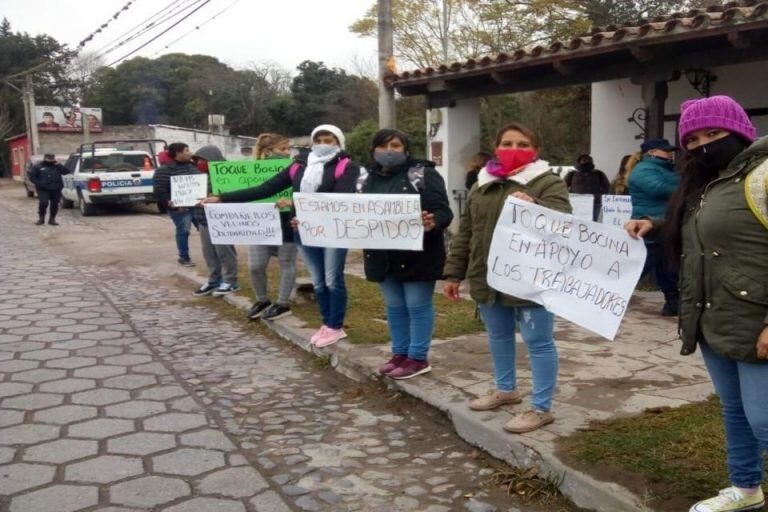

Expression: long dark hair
xmin=663 ymin=155 xmax=718 ymax=262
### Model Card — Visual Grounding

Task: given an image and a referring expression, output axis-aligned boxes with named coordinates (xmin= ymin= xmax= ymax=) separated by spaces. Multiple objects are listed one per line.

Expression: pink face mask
xmin=489 ymin=148 xmax=538 ymax=177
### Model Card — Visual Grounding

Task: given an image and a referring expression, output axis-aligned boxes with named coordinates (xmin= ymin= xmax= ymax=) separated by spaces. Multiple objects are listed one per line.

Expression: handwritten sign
xmin=569 ymin=193 xmax=594 ymax=221
xmin=601 ymin=195 xmax=633 ymax=227
xmin=293 ymin=192 xmax=423 ymax=250
xmin=209 ymin=160 xmax=292 ymax=206
xmin=487 ymin=197 xmax=646 ymax=340
xmin=171 ymin=174 xmax=208 ymax=207
xmin=203 ymin=203 xmax=283 ymax=246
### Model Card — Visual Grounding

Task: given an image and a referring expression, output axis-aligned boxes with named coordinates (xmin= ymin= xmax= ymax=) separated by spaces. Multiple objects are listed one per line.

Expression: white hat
xmin=311 ymin=124 xmax=345 ymax=150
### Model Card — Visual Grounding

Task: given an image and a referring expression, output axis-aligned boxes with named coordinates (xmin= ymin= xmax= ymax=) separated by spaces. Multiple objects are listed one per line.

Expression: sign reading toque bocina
xmin=203 ymin=203 xmax=283 ymax=246
xmin=293 ymin=192 xmax=424 ymax=250
xmin=487 ymin=196 xmax=647 ymax=340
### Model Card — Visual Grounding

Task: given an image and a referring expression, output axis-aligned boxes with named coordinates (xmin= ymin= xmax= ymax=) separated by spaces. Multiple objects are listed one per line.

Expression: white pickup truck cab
xmin=61 ymin=140 xmax=166 ymax=216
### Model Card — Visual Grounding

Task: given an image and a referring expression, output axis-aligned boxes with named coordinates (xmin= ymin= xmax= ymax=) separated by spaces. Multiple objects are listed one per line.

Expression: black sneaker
xmin=178 ymin=258 xmax=195 ymax=267
xmin=247 ymin=301 xmax=271 ymax=319
xmin=262 ymin=303 xmax=292 ymax=321
xmin=194 ymin=283 xmax=219 ymax=297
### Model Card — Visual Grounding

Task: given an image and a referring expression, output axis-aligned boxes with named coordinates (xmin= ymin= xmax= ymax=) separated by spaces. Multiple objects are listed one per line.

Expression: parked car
xmin=23 ymin=154 xmax=69 ymax=198
xmin=61 ymin=140 xmax=166 ymax=216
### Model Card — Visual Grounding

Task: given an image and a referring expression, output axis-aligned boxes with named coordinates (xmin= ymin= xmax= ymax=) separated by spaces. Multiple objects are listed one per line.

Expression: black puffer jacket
xmin=152 ymin=160 xmax=201 ymax=211
xmin=361 ymin=159 xmax=453 ymax=282
xmin=29 ymin=161 xmax=69 ymax=190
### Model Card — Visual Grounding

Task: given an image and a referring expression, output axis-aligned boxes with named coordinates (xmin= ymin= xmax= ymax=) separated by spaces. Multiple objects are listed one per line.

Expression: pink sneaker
xmin=314 ymin=327 xmax=347 ymax=348
xmin=310 ymin=326 xmax=328 ymax=345
xmin=387 ymin=358 xmax=431 ymax=380
xmin=378 ymin=354 xmax=407 ymax=375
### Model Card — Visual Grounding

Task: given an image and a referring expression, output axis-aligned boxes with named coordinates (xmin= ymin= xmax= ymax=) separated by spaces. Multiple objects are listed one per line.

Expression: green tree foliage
xmin=0 ymin=18 xmax=74 ymax=174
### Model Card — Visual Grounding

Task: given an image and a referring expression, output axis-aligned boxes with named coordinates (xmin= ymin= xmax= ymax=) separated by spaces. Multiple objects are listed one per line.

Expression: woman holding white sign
xmin=360 ymin=129 xmax=453 ymax=380
xmin=626 ymin=96 xmax=768 ymax=512
xmin=205 ymin=125 xmax=361 ymax=348
xmin=443 ymin=123 xmax=571 ymax=434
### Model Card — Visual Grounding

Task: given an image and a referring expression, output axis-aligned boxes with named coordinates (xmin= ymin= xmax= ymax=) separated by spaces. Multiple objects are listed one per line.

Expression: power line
xmin=104 ymin=0 xmax=212 ymax=68
xmin=150 ymin=0 xmax=245 ymax=57
xmin=75 ymin=0 xmax=139 ymax=51
xmin=91 ymin=0 xmax=187 ymax=55
xmin=95 ymin=0 xmax=205 ymax=58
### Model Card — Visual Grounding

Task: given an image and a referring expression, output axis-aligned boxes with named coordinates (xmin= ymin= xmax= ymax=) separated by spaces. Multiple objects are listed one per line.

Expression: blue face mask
xmin=311 ymin=144 xmax=338 ymax=158
xmin=374 ymin=151 xmax=407 ymax=168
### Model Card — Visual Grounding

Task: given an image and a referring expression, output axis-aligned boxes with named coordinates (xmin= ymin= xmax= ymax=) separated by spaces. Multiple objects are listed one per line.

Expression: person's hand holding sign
xmin=624 ymin=219 xmax=653 ymax=240
xmin=510 ymin=191 xmax=535 ymax=203
xmin=290 ymin=217 xmax=300 ymax=231
xmin=200 ymin=196 xmax=221 ymax=204
xmin=276 ymin=198 xmax=293 ymax=209
xmin=422 ymin=211 xmax=436 ymax=232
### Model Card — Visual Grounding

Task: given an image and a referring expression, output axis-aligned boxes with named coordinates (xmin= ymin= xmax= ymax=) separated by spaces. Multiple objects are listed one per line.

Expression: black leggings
xmin=37 ymin=189 xmax=62 ymax=218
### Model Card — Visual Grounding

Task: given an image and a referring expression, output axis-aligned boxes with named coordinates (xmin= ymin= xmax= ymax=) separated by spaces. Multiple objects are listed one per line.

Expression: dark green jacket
xmin=444 ymin=162 xmax=571 ymax=307
xmin=678 ymin=136 xmax=768 ymax=363
xmin=362 ymin=160 xmax=453 ymax=282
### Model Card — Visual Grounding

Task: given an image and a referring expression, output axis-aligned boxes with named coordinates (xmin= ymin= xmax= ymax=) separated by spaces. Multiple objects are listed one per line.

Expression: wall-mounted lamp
xmin=428 ymin=109 xmax=442 ymax=139
xmin=684 ymin=68 xmax=717 ymax=97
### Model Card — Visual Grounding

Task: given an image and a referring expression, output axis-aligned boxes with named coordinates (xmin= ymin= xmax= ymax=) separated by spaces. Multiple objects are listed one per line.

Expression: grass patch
xmin=199 ymin=259 xmax=485 ymax=345
xmin=558 ymin=396 xmax=768 ymax=510
xmin=488 ymin=465 xmax=564 ymax=506
xmin=310 ymin=354 xmax=332 ymax=370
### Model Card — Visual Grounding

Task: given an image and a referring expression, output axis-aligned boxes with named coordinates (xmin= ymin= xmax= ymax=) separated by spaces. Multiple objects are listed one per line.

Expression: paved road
xmin=0 ymin=183 xmax=555 ymax=511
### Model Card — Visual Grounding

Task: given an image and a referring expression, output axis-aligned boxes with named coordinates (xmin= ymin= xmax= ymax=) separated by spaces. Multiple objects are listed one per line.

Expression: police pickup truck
xmin=61 ymin=139 xmax=166 ymax=216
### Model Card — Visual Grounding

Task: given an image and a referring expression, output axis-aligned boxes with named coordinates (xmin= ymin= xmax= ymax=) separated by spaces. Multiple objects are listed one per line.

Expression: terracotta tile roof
xmin=390 ymin=1 xmax=768 ymax=86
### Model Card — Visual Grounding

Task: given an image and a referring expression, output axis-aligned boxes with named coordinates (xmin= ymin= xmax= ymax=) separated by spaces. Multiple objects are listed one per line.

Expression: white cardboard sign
xmin=171 ymin=174 xmax=208 ymax=207
xmin=487 ymin=197 xmax=647 ymax=340
xmin=292 ymin=192 xmax=424 ymax=250
xmin=569 ymin=193 xmax=594 ymax=221
xmin=601 ymin=195 xmax=633 ymax=227
xmin=203 ymin=203 xmax=283 ymax=246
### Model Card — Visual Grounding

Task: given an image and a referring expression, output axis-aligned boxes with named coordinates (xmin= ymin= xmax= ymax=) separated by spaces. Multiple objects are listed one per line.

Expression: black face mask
xmin=576 ymin=162 xmax=595 ymax=172
xmin=688 ymin=133 xmax=747 ymax=172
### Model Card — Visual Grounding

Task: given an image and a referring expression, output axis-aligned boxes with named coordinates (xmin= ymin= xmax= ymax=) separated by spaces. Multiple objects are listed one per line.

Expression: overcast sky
xmin=2 ymin=0 xmax=379 ymax=75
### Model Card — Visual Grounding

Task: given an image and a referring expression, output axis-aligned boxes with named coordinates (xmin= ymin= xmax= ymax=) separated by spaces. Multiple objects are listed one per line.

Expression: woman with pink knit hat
xmin=626 ymin=95 xmax=768 ymax=512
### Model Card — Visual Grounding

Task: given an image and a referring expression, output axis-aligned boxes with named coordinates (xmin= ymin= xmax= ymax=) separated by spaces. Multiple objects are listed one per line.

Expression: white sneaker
xmin=690 ymin=487 xmax=765 ymax=512
xmin=212 ymin=283 xmax=240 ymax=296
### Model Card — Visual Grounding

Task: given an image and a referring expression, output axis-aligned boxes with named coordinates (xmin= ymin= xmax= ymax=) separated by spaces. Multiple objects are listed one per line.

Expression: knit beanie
xmin=311 ymin=124 xmax=346 ymax=150
xmin=678 ymin=95 xmax=756 ymax=146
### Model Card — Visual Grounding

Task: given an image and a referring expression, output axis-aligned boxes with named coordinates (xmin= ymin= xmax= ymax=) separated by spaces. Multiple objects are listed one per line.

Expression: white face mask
xmin=311 ymin=144 xmax=338 ymax=158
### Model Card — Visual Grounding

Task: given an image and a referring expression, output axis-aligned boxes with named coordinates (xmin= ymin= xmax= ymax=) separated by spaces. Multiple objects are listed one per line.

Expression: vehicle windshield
xmin=80 ymin=154 xmax=154 ymax=172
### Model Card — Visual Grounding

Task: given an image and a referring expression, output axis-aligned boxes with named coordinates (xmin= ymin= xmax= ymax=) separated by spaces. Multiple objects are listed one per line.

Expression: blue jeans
xmin=297 ymin=242 xmax=347 ymax=329
xmin=478 ymin=303 xmax=558 ymax=412
xmin=378 ymin=277 xmax=436 ymax=361
xmin=169 ymin=210 xmax=193 ymax=261
xmin=700 ymin=341 xmax=768 ymax=488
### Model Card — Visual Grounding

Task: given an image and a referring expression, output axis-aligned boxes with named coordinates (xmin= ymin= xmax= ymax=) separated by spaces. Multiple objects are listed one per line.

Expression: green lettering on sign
xmin=208 ymin=159 xmax=293 ymax=206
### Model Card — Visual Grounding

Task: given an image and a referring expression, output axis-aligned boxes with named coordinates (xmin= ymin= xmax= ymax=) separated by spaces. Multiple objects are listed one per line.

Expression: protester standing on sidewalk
xmin=242 ymin=133 xmax=299 ymax=321
xmin=628 ymin=138 xmax=681 ymax=316
xmin=28 ymin=153 xmax=69 ymax=226
xmin=443 ymin=123 xmax=571 ymax=434
xmin=205 ymin=125 xmax=361 ymax=348
xmin=153 ymin=142 xmax=199 ymax=267
xmin=190 ymin=145 xmax=239 ymax=297
xmin=564 ymin=154 xmax=610 ymax=221
xmin=360 ymin=129 xmax=453 ymax=380
xmin=626 ymin=96 xmax=768 ymax=512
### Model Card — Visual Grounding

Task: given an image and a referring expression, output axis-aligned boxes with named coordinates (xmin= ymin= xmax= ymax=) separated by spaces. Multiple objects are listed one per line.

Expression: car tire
xmin=61 ymin=196 xmax=75 ymax=209
xmin=78 ymin=194 xmax=97 ymax=216
xmin=25 ymin=186 xmax=35 ymax=198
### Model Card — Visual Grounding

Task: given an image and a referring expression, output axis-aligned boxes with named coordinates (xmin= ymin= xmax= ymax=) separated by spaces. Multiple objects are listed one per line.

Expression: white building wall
xmin=150 ymin=125 xmax=257 ymax=160
xmin=591 ymin=60 xmax=768 ymax=180
xmin=427 ymin=98 xmax=481 ymax=229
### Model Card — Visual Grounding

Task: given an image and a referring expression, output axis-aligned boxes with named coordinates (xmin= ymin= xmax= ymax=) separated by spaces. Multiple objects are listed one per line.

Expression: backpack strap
xmin=334 ymin=157 xmax=350 ymax=180
xmin=745 ymin=158 xmax=768 ymax=230
xmin=288 ymin=162 xmax=302 ymax=180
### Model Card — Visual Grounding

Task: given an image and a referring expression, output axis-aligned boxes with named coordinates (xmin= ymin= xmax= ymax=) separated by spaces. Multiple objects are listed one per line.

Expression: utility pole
xmin=377 ymin=0 xmax=396 ymax=129
xmin=26 ymin=74 xmax=40 ymax=155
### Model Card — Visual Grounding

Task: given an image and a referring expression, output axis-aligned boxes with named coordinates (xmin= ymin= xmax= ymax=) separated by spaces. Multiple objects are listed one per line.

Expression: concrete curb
xmin=178 ymin=270 xmax=653 ymax=512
